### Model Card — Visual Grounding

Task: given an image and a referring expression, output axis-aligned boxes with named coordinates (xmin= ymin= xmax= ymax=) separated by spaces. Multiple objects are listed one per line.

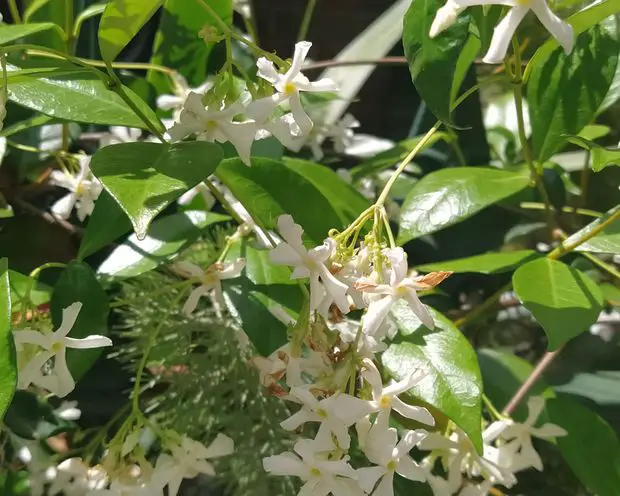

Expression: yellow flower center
xmin=387 ymin=460 xmax=398 ymax=472
xmin=310 ymin=467 xmax=321 ymax=477
xmin=283 ymin=82 xmax=297 ymax=95
xmin=205 ymin=120 xmax=218 ymax=131
xmin=379 ymin=395 xmax=392 ymax=409
xmin=52 ymin=341 xmax=64 ymax=353
xmin=516 ymin=0 xmax=532 ymax=6
xmin=394 ymin=285 xmax=409 ymax=297
xmin=317 ymin=408 xmax=328 ymax=418
xmin=75 ymin=182 xmax=86 ymax=196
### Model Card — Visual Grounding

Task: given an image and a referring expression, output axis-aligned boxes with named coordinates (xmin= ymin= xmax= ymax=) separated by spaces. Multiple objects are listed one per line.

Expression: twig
xmin=12 ymin=198 xmax=83 ymax=236
xmin=303 ymin=56 xmax=407 ymax=71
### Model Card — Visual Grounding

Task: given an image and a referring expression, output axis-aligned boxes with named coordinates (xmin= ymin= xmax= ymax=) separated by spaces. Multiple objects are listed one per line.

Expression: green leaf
xmin=51 ymin=262 xmax=109 ymax=381
xmin=555 ymin=371 xmax=620 ymax=405
xmin=402 ymin=0 xmax=478 ymax=122
xmin=477 ymin=348 xmax=553 ymax=422
xmin=416 ymin=250 xmax=539 ymax=274
xmin=0 ymin=23 xmax=62 ymax=45
xmin=0 ymin=259 xmax=17 ymax=419
xmin=216 ymin=158 xmax=343 ymax=244
xmin=528 ymin=23 xmax=619 ymax=162
xmin=99 ymin=0 xmax=164 ymax=63
xmin=349 ymin=134 xmax=448 ymax=182
xmin=78 ymin=191 xmax=133 ymax=259
xmin=281 ymin=158 xmax=369 ymax=226
xmin=397 ymin=167 xmax=530 ymax=244
xmin=578 ymin=124 xmax=611 ymax=141
xmin=98 ymin=210 xmax=230 ymax=278
xmin=383 ymin=301 xmax=483 ymax=452
xmin=601 ymin=282 xmax=620 ymax=305
xmin=227 ymin=240 xmax=296 ymax=286
xmin=566 ymin=135 xmax=620 ymax=172
xmin=148 ymin=0 xmax=232 ymax=93
xmin=20 ymin=0 xmax=66 ymax=50
xmin=568 ymin=205 xmax=620 ymax=254
xmin=8 ymin=271 xmax=52 ymax=310
xmin=4 ymin=391 xmax=74 ymax=440
xmin=7 ymin=63 xmax=161 ymax=130
xmin=0 ymin=114 xmax=55 ymax=138
xmin=547 ymin=396 xmax=620 ymax=496
xmin=512 ymin=258 xmax=604 ymax=350
xmin=90 ymin=141 xmax=223 ymax=239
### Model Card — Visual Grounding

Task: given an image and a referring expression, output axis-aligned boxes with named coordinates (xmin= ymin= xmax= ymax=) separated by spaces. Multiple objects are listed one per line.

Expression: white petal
xmin=531 ymin=0 xmax=573 ymax=54
xmin=291 ymin=265 xmax=312 ymax=279
xmin=382 ymin=368 xmax=427 ymax=397
xmin=222 ymin=120 xmax=258 ymax=166
xmin=483 ymin=420 xmax=510 ymax=443
xmin=482 ymin=6 xmax=529 ymax=64
xmin=297 ymin=77 xmax=339 ymax=93
xmin=201 ymin=433 xmax=235 ymax=458
xmin=246 ymin=94 xmax=281 ymax=124
xmin=526 ymin=395 xmax=546 ymax=426
xmin=319 ymin=267 xmax=350 ymax=313
xmin=361 ymin=358 xmax=384 ymax=400
xmin=373 ymin=471 xmax=395 ymax=496
xmin=357 ymin=466 xmax=386 ymax=493
xmin=13 ymin=330 xmax=51 ymax=349
xmin=289 ymin=92 xmax=313 ymax=137
xmin=280 ymin=409 xmax=320 ymax=431
xmin=403 ymin=289 xmax=434 ymax=330
xmin=328 ymin=393 xmax=374 ymax=426
xmin=55 ymin=302 xmax=83 ymax=338
xmin=286 ymin=41 xmax=313 ymax=80
xmin=17 ymin=352 xmax=53 ymax=389
xmin=270 ymin=242 xmax=304 ymax=267
xmin=256 ymin=57 xmax=281 ymax=85
xmin=532 ymin=423 xmax=567 ymax=438
xmin=395 ymin=430 xmax=427 ymax=458
xmin=218 ymin=258 xmax=246 ymax=279
xmin=64 ymin=335 xmax=112 ymax=349
xmin=392 ymin=397 xmax=435 ymax=426
xmin=362 ymin=295 xmax=396 ymax=336
xmin=157 ymin=94 xmax=183 ymax=111
xmin=174 ymin=260 xmax=204 ymax=279
xmin=262 ymin=453 xmax=307 ymax=477
xmin=51 ymin=348 xmax=75 ymax=397
xmin=182 ymin=286 xmax=209 ymax=315
xmin=51 ymin=193 xmax=77 ymax=220
xmin=430 ymin=1 xmax=462 ymax=38
xmin=309 ymin=273 xmax=327 ymax=312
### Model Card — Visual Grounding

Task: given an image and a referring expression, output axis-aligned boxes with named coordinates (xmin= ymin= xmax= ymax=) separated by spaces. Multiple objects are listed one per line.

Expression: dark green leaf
xmin=281 ymin=158 xmax=369 ymax=225
xmin=20 ymin=0 xmax=66 ymax=50
xmin=0 ymin=23 xmax=62 ymax=45
xmin=402 ymin=0 xmax=478 ymax=122
xmin=555 ymin=371 xmax=620 ymax=405
xmin=98 ymin=210 xmax=230 ymax=278
xmin=99 ymin=0 xmax=164 ymax=62
xmin=568 ymin=205 xmax=620 ymax=254
xmin=512 ymin=258 xmax=604 ymax=350
xmin=4 ymin=391 xmax=74 ymax=439
xmin=0 ymin=114 xmax=55 ymax=138
xmin=7 ymin=63 xmax=161 ymax=129
xmin=90 ymin=141 xmax=223 ymax=239
xmin=528 ymin=23 xmax=619 ymax=162
xmin=0 ymin=259 xmax=17 ymax=419
xmin=416 ymin=250 xmax=539 ymax=274
xmin=398 ymin=167 xmax=530 ymax=244
xmin=566 ymin=135 xmax=620 ymax=172
xmin=8 ymin=270 xmax=52 ymax=310
xmin=51 ymin=262 xmax=109 ymax=381
xmin=78 ymin=191 xmax=133 ymax=259
xmin=216 ymin=158 xmax=343 ymax=244
xmin=547 ymin=396 xmax=620 ymax=496
xmin=383 ymin=301 xmax=483 ymax=452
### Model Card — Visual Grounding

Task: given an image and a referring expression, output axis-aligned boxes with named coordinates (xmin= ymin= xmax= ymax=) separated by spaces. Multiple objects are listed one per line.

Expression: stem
xmin=520 ymin=201 xmax=602 ymax=218
xmin=483 ymin=393 xmax=506 ymax=420
xmin=502 ymin=349 xmax=560 ymax=416
xmin=297 ymin=0 xmax=317 ymax=42
xmin=509 ymin=38 xmax=554 ymax=233
xmin=579 ymin=250 xmax=620 ymax=280
xmin=204 ymin=179 xmax=245 ymax=225
xmin=454 ymin=281 xmax=512 ymax=328
xmin=8 ymin=0 xmax=22 ymax=23
xmin=446 ymin=129 xmax=467 ymax=166
xmin=376 ymin=123 xmax=441 ymax=207
xmin=303 ymin=56 xmax=408 ymax=71
xmin=579 ymin=151 xmax=591 ymax=208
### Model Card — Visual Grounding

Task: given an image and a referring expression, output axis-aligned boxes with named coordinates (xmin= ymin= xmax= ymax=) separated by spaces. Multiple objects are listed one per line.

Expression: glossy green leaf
xmin=349 ymin=134 xmax=448 ymax=181
xmin=282 ymin=158 xmax=369 ymax=225
xmin=569 ymin=205 xmax=620 ymax=254
xmin=148 ymin=0 xmax=232 ymax=93
xmin=566 ymin=135 xmax=620 ymax=172
xmin=51 ymin=262 xmax=109 ymax=381
xmin=7 ymin=63 xmax=162 ymax=130
xmin=8 ymin=271 xmax=52 ymax=310
xmin=21 ymin=0 xmax=66 ymax=50
xmin=227 ymin=240 xmax=295 ymax=286
xmin=98 ymin=210 xmax=230 ymax=278
xmin=402 ymin=0 xmax=478 ymax=122
xmin=528 ymin=23 xmax=619 ymax=162
xmin=547 ymin=396 xmax=620 ymax=496
xmin=4 ymin=391 xmax=74 ymax=440
xmin=383 ymin=301 xmax=483 ymax=452
xmin=0 ymin=259 xmax=17 ymax=419
xmin=555 ymin=371 xmax=620 ymax=405
xmin=0 ymin=23 xmax=62 ymax=45
xmin=512 ymin=258 xmax=604 ymax=350
xmin=216 ymin=158 xmax=343 ymax=244
xmin=78 ymin=191 xmax=133 ymax=259
xmin=478 ymin=348 xmax=553 ymax=422
xmin=90 ymin=141 xmax=223 ymax=239
xmin=0 ymin=114 xmax=55 ymax=138
xmin=398 ymin=167 xmax=530 ymax=244
xmin=416 ymin=250 xmax=538 ymax=274
xmin=99 ymin=0 xmax=164 ymax=63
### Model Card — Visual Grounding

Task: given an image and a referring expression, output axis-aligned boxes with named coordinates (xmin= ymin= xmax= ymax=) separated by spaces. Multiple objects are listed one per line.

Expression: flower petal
xmin=64 ymin=335 xmax=112 ymax=349
xmin=357 ymin=466 xmax=386 ymax=493
xmin=51 ymin=193 xmax=77 ymax=220
xmin=256 ymin=57 xmax=281 ymax=85
xmin=218 ymin=258 xmax=246 ymax=279
xmin=362 ymin=295 xmax=396 ymax=336
xmin=13 ymin=330 xmax=51 ymax=349
xmin=531 ymin=0 xmax=574 ymax=54
xmin=51 ymin=348 xmax=76 ymax=398
xmin=55 ymin=302 xmax=82 ymax=338
xmin=285 ymin=41 xmax=313 ymax=81
xmin=262 ymin=453 xmax=307 ymax=477
xmin=201 ymin=433 xmax=235 ymax=458
xmin=402 ymin=289 xmax=434 ymax=330
xmin=482 ymin=6 xmax=529 ymax=64
xmin=289 ymin=92 xmax=314 ymax=137
xmin=182 ymin=286 xmax=210 ymax=315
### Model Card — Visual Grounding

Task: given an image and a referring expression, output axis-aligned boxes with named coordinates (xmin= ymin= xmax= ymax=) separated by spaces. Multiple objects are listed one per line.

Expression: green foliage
xmin=0 ymin=259 xmax=17 ymax=419
xmin=8 ymin=270 xmax=52 ymax=310
xmin=4 ymin=391 xmax=75 ymax=440
xmin=383 ymin=301 xmax=483 ymax=452
xmin=0 ymin=23 xmax=62 ymax=45
xmin=512 ymin=258 xmax=604 ymax=350
xmin=568 ymin=205 xmax=620 ymax=254
xmin=567 ymin=135 xmax=620 ymax=172
xmin=416 ymin=250 xmax=539 ymax=274
xmin=90 ymin=141 xmax=224 ymax=239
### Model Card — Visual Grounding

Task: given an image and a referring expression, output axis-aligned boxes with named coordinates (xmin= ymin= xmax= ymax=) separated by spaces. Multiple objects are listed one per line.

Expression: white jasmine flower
xmin=13 ymin=302 xmax=112 ymax=398
xmin=100 ymin=126 xmax=142 ymax=147
xmin=157 ymin=74 xmax=212 ymax=117
xmin=88 ymin=479 xmax=162 ymax=496
xmin=270 ymin=214 xmax=350 ymax=315
xmin=254 ymin=41 xmax=338 ymax=136
xmin=281 ymin=387 xmax=373 ymax=450
xmin=355 ymin=248 xmax=451 ymax=336
xmin=362 ymin=358 xmax=435 ymax=426
xmin=55 ymin=400 xmax=81 ymax=421
xmin=168 ymin=92 xmax=257 ymax=165
xmin=173 ymin=259 xmax=245 ymax=315
xmin=430 ymin=0 xmax=573 ymax=64
xmin=485 ymin=396 xmax=566 ymax=471
xmin=263 ymin=438 xmax=359 ymax=495
xmin=328 ymin=114 xmax=360 ymax=154
xmin=49 ymin=155 xmax=102 ymax=221
xmin=153 ymin=434 xmax=234 ymax=496
xmin=332 ymin=319 xmax=387 ymax=357
xmin=177 ymin=182 xmax=215 ymax=209
xmin=48 ymin=458 xmax=107 ymax=495
xmin=460 ymin=480 xmax=495 ymax=495
xmin=357 ymin=428 xmax=427 ymax=495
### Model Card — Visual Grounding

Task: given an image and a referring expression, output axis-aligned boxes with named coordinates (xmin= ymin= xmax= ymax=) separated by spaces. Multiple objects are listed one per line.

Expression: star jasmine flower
xmin=55 ymin=400 xmax=81 ymax=421
xmin=362 ymin=358 xmax=435 ymax=426
xmin=49 ymin=155 xmax=102 ymax=221
xmin=156 ymin=74 xmax=212 ymax=117
xmin=168 ymin=92 xmax=257 ymax=165
xmin=263 ymin=438 xmax=359 ymax=496
xmin=254 ymin=41 xmax=338 ymax=136
xmin=13 ymin=302 xmax=112 ymax=398
xmin=460 ymin=480 xmax=495 ymax=496
xmin=177 ymin=182 xmax=216 ymax=209
xmin=88 ymin=479 xmax=163 ymax=496
xmin=173 ymin=259 xmax=245 ymax=315
xmin=100 ymin=126 xmax=142 ymax=147
xmin=270 ymin=214 xmax=350 ymax=315
xmin=357 ymin=428 xmax=427 ymax=495
xmin=281 ymin=387 xmax=373 ymax=449
xmin=354 ymin=248 xmax=451 ymax=336
xmin=153 ymin=434 xmax=233 ymax=496
xmin=430 ymin=0 xmax=573 ymax=64
xmin=48 ymin=458 xmax=107 ymax=495
xmin=328 ymin=114 xmax=360 ymax=154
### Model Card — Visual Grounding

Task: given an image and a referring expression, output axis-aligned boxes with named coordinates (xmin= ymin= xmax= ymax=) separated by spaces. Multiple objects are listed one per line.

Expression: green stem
xmin=446 ymin=128 xmax=467 ymax=166
xmin=483 ymin=393 xmax=507 ymax=420
xmin=520 ymin=201 xmax=603 ymax=218
xmin=8 ymin=0 xmax=22 ymax=23
xmin=297 ymin=0 xmax=317 ymax=42
xmin=204 ymin=179 xmax=245 ymax=226
xmin=454 ymin=281 xmax=512 ymax=328
xmin=579 ymin=250 xmax=620 ymax=280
